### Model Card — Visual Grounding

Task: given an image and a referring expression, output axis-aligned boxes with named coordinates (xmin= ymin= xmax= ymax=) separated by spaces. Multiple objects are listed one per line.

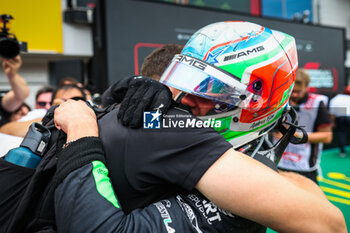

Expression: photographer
xmin=0 ymin=55 xmax=29 ymax=126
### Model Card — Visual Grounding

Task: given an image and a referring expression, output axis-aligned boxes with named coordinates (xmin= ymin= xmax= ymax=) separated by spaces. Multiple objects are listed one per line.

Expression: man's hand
xmin=1 ymin=55 xmax=22 ymax=80
xmin=54 ymin=100 xmax=98 ymax=141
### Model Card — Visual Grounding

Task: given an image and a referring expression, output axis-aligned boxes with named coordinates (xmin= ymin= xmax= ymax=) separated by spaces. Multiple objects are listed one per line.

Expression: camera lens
xmin=0 ymin=38 xmax=20 ymax=59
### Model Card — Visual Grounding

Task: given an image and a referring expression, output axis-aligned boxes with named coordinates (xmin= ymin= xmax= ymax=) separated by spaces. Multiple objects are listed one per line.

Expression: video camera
xmin=0 ymin=14 xmax=27 ymax=59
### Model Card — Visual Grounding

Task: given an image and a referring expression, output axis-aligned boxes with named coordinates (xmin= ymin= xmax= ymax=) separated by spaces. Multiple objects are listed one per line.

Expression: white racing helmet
xmin=160 ymin=21 xmax=298 ymax=148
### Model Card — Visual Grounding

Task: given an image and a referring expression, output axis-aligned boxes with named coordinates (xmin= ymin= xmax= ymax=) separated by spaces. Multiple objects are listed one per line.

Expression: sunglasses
xmin=52 ymin=96 xmax=87 ymax=106
xmin=37 ymin=101 xmax=51 ymax=107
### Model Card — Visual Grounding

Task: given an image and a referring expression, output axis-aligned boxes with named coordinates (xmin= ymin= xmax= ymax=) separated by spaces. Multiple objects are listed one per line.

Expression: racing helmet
xmin=160 ymin=21 xmax=298 ymax=148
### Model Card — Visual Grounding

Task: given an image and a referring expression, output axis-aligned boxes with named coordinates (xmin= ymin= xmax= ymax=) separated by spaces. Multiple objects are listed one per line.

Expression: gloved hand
xmin=101 ymin=75 xmax=172 ymax=128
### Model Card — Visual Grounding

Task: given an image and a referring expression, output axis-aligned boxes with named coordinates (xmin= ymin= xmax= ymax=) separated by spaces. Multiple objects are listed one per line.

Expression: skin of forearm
xmin=274 ymin=124 xmax=332 ymax=144
xmin=278 ymin=170 xmax=327 ymax=200
xmin=307 ymin=131 xmax=332 ymax=144
xmin=0 ymin=118 xmax=42 ymax=137
xmin=8 ymin=73 xmax=30 ymax=101
xmin=2 ymin=73 xmax=30 ymax=112
xmin=196 ymin=149 xmax=346 ymax=233
xmin=65 ymin=121 xmax=99 ymax=142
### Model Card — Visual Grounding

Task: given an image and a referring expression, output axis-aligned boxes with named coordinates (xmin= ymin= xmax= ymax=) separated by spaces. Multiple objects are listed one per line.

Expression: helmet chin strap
xmin=174 ymin=91 xmax=186 ymax=103
xmin=238 ymin=105 xmax=308 ymax=171
xmin=172 ymin=91 xmax=192 ymax=113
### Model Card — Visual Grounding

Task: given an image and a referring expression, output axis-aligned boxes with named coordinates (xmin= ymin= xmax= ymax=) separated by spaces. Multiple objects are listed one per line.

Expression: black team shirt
xmin=99 ymin=107 xmax=232 ymax=213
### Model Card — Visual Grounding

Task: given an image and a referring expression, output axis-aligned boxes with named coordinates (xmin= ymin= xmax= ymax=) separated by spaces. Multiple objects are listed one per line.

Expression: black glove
xmin=101 ymin=75 xmax=172 ymax=128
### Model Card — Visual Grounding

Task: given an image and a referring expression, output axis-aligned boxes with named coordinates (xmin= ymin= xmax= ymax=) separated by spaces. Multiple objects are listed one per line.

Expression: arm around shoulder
xmin=195 ymin=148 xmax=347 ymax=233
xmin=0 ymin=118 xmax=42 ymax=137
xmin=55 ymin=137 xmax=186 ymax=233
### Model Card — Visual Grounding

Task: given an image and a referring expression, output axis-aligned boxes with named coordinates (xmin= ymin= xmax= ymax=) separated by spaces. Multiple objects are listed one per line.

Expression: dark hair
xmin=140 ymin=44 xmax=183 ymax=81
xmin=35 ymin=85 xmax=54 ymax=101
xmin=58 ymin=77 xmax=80 ymax=87
xmin=13 ymin=102 xmax=31 ymax=114
xmin=51 ymin=84 xmax=86 ymax=105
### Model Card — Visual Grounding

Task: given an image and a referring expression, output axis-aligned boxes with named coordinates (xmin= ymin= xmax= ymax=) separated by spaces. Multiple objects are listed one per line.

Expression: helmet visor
xmin=160 ymin=54 xmax=252 ymax=107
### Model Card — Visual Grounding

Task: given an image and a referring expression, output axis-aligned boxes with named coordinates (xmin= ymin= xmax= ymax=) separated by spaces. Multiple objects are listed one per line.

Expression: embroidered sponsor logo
xmin=176 ymin=195 xmax=203 ymax=233
xmin=187 ymin=193 xmax=235 ymax=225
xmin=154 ymin=201 xmax=176 ymax=233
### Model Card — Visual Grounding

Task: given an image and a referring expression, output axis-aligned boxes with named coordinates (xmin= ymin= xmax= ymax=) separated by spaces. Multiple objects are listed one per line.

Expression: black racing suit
xmin=54 ymin=137 xmax=266 ymax=233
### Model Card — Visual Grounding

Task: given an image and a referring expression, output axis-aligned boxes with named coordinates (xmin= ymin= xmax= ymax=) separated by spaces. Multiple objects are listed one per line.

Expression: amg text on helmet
xmin=224 ymin=46 xmax=265 ymax=62
xmin=175 ymin=55 xmax=207 ymax=71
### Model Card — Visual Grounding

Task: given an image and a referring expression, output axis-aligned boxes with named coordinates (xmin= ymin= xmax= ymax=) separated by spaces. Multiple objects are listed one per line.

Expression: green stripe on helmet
xmin=218 ymin=35 xmax=294 ymax=79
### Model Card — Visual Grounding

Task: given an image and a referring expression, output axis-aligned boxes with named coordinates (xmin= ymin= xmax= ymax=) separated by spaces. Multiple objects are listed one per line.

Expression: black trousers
xmin=279 ymin=167 xmax=318 ymax=184
xmin=335 ymin=116 xmax=350 ymax=153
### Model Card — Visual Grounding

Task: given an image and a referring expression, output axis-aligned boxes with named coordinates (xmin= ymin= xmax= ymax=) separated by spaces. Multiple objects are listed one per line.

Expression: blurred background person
xmin=59 ymin=76 xmax=92 ymax=101
xmin=17 ymin=85 xmax=55 ymax=123
xmin=51 ymin=83 xmax=86 ymax=106
xmin=0 ymin=55 xmax=30 ymax=126
xmin=58 ymin=76 xmax=80 ymax=87
xmin=35 ymin=85 xmax=54 ymax=110
xmin=276 ymin=69 xmax=332 ymax=184
xmin=329 ymin=85 xmax=350 ymax=157
xmin=8 ymin=102 xmax=31 ymax=122
xmin=0 ymin=84 xmax=86 ymax=138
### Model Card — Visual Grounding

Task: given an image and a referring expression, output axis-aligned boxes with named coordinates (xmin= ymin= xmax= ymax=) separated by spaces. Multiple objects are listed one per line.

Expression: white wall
xmin=316 ymin=0 xmax=350 ymax=39
xmin=313 ymin=0 xmax=350 ymax=73
xmin=61 ymin=0 xmax=93 ymax=57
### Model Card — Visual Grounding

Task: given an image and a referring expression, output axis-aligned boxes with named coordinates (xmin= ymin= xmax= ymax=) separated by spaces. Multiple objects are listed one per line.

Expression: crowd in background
xmin=1 ymin=53 xmax=349 ymax=162
xmin=0 ymin=55 xmax=94 ymax=154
